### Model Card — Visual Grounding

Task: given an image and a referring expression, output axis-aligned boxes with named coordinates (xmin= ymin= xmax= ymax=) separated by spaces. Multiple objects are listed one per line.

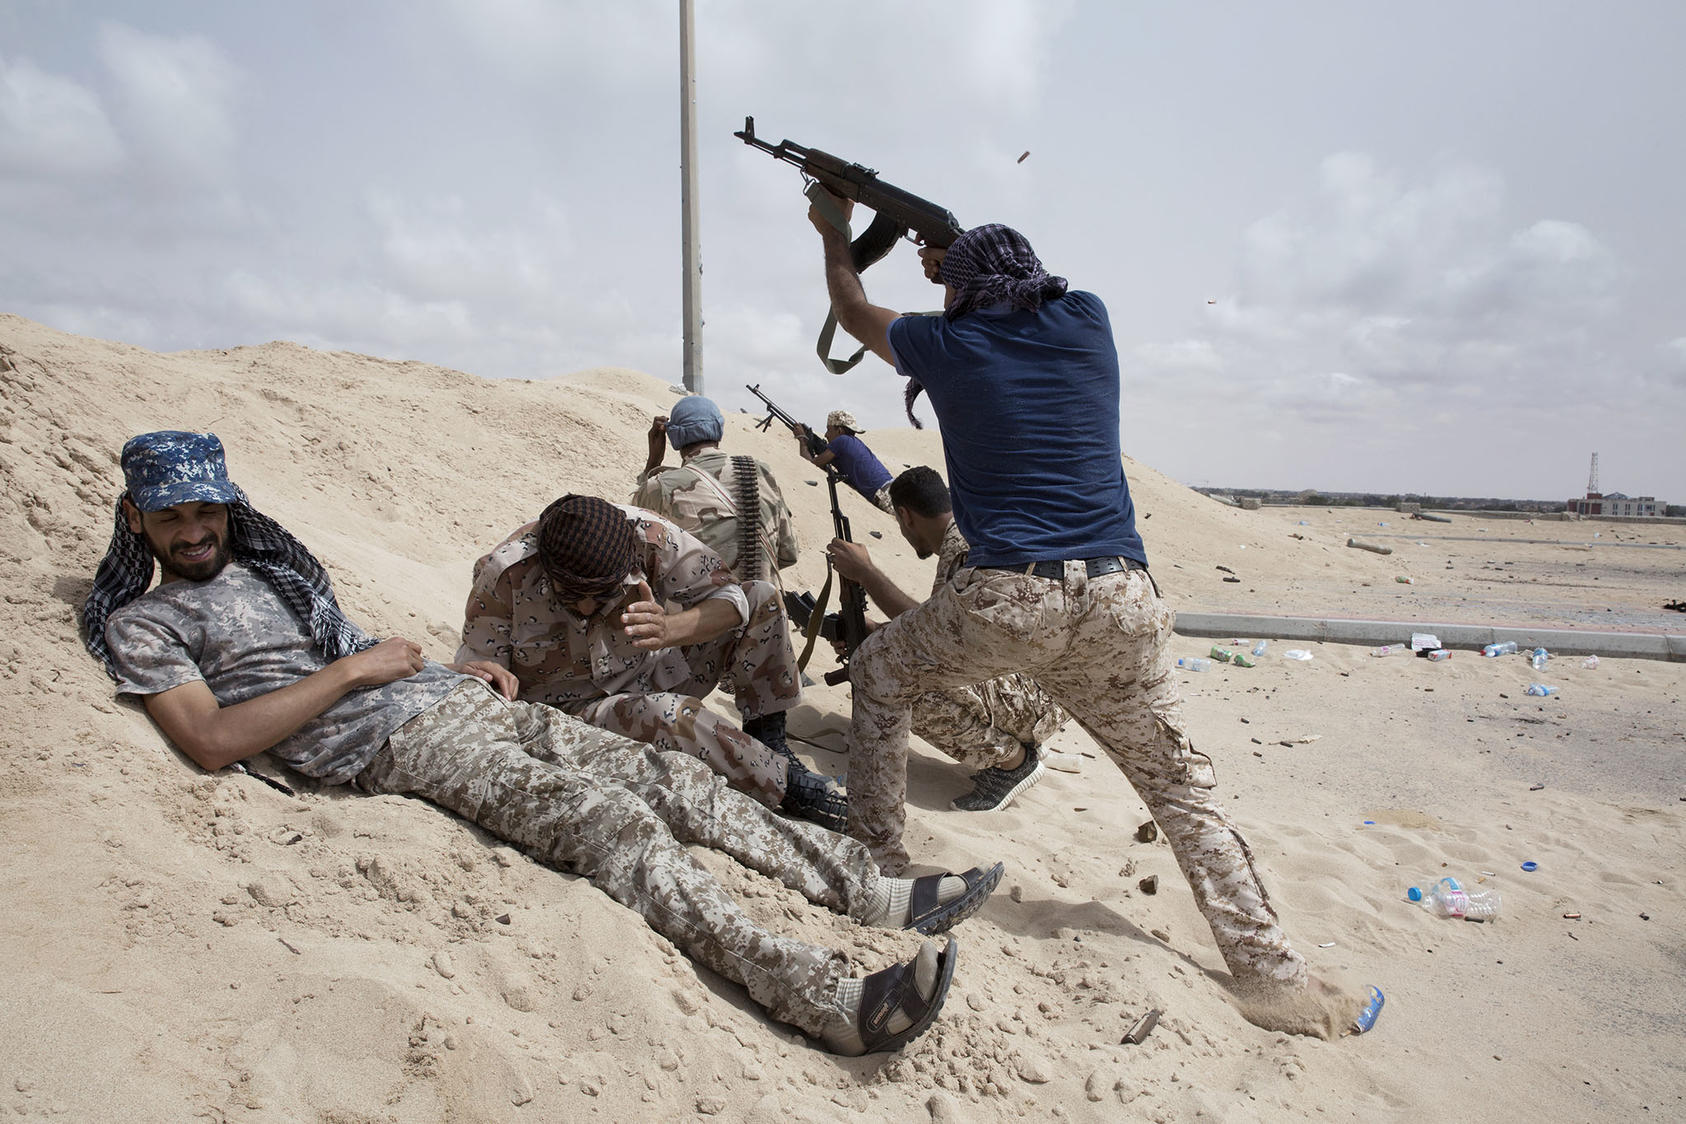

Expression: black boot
xmin=781 ymin=765 xmax=849 ymax=834
xmin=744 ymin=711 xmax=848 ymax=833
xmin=742 ymin=711 xmax=793 ymax=762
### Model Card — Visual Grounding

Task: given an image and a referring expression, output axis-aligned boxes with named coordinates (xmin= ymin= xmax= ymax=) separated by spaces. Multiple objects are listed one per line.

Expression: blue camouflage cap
xmin=121 ymin=430 xmax=244 ymax=512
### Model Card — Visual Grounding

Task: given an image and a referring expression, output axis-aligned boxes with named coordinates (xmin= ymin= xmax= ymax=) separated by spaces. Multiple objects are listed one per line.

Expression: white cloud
xmin=433 ymin=0 xmax=668 ymax=87
xmin=1133 ymin=339 xmax=1223 ymax=374
xmin=0 ymin=52 xmax=123 ymax=176
xmin=96 ymin=22 xmax=239 ymax=180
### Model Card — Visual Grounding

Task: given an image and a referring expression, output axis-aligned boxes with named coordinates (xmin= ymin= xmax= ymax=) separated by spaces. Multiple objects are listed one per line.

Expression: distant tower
xmin=1586 ymin=452 xmax=1600 ymax=498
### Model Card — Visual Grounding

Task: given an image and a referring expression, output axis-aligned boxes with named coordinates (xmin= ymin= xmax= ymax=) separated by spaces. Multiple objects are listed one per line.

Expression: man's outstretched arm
xmin=142 ymin=637 xmax=428 ymax=772
xmin=809 ymin=191 xmax=899 ymax=368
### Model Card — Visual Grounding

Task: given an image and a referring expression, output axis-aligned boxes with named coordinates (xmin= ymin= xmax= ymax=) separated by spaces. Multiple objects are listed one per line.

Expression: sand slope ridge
xmin=1 ymin=314 xmax=1682 ymax=1122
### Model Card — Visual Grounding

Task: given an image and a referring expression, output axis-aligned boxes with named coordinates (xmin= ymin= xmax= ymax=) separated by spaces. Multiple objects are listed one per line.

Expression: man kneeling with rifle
xmin=827 ymin=466 xmax=1070 ymax=813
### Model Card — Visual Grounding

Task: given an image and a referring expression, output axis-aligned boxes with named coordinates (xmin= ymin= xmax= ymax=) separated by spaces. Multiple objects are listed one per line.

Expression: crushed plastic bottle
xmin=1177 ymin=657 xmax=1210 ymax=672
xmin=1252 ymin=640 xmax=1269 ymax=657
xmin=1370 ymin=645 xmax=1399 ymax=657
xmin=1482 ymin=641 xmax=1519 ymax=657
xmin=1282 ymin=649 xmax=1313 ymax=661
xmin=1525 ymin=683 xmax=1558 ymax=697
xmin=1408 ymin=876 xmax=1501 ymax=921
xmin=1582 ymin=655 xmax=1599 ymax=669
xmin=1531 ymin=647 xmax=1549 ymax=670
xmin=1232 ymin=653 xmax=1256 ymax=668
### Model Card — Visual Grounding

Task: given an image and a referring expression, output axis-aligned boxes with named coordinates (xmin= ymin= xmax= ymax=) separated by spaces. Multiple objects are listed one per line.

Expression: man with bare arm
xmin=82 ymin=430 xmax=1007 ymax=1055
xmin=827 ymin=465 xmax=1070 ymax=813
xmin=801 ymin=195 xmax=1382 ymax=1038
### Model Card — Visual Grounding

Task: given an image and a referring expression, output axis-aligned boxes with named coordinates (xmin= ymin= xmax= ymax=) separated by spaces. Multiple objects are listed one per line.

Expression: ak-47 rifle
xmin=746 ymin=382 xmax=827 ymax=458
xmin=735 ymin=115 xmax=965 ymax=372
xmin=782 ymin=472 xmax=870 ymax=686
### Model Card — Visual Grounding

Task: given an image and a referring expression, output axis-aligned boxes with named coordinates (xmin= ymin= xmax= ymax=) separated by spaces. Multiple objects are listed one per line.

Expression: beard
xmin=151 ymin=532 xmax=232 ymax=583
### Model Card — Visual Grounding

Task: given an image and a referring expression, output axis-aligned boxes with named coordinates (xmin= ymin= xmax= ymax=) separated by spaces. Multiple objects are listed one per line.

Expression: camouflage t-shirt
xmin=105 ymin=562 xmax=464 ymax=783
xmin=932 ymin=520 xmax=972 ymax=594
xmin=631 ymin=449 xmax=800 ymax=581
xmin=456 ymin=504 xmax=748 ymax=709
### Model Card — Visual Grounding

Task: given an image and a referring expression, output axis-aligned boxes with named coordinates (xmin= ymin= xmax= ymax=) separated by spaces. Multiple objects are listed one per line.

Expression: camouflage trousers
xmin=359 ymin=680 xmax=880 ymax=1035
xmin=848 ymin=564 xmax=1308 ymax=987
xmin=566 ymin=581 xmax=801 ymax=809
xmin=870 ymin=483 xmax=896 ymax=515
xmin=911 ymin=673 xmax=1070 ymax=770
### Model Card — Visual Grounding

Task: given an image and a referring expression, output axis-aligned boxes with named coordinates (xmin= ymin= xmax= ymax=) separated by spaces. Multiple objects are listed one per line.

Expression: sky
xmin=3 ymin=1 xmax=1682 ymax=501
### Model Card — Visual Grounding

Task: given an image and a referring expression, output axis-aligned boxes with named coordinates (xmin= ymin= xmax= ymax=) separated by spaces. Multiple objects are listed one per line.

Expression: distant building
xmin=1566 ymin=490 xmax=1666 ymax=517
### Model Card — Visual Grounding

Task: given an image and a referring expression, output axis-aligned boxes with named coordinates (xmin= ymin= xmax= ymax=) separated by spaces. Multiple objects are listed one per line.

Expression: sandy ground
xmin=1 ymin=314 xmax=1682 ymax=1122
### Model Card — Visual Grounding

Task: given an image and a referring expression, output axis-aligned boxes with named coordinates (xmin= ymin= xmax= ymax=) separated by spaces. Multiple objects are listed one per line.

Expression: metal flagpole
xmin=679 ymin=0 xmax=703 ymax=393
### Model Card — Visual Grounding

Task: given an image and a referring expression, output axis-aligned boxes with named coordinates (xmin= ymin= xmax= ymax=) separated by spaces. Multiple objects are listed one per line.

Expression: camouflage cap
xmin=120 ymin=431 xmax=243 ymax=512
xmin=826 ymin=410 xmax=860 ymax=433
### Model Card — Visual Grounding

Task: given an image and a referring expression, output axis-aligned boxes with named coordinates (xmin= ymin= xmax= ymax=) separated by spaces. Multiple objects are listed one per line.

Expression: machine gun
xmin=735 ymin=116 xmax=964 ymax=371
xmin=746 ymin=382 xmax=828 ymax=458
xmin=783 ymin=473 xmax=870 ymax=686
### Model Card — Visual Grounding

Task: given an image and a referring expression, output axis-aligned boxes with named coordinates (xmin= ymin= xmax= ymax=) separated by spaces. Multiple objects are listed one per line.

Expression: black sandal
xmin=906 ymin=862 xmax=1004 ymax=935
xmin=852 ymin=937 xmax=958 ymax=1054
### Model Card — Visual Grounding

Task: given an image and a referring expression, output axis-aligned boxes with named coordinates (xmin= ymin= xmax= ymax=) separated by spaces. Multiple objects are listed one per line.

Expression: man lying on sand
xmin=805 ymin=200 xmax=1381 ymax=1037
xmin=81 ymin=430 xmax=1005 ymax=1055
xmin=457 ymin=494 xmax=846 ymax=833
xmin=826 ymin=465 xmax=1071 ymax=812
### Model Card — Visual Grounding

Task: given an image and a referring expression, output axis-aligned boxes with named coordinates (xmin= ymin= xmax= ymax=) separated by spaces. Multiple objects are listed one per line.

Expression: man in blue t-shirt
xmin=804 ymin=196 xmax=1377 ymax=1038
xmin=795 ymin=409 xmax=895 ymax=513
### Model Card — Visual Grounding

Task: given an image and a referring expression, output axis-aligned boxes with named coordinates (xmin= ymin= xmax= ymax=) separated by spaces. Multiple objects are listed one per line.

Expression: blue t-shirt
xmin=887 ymin=291 xmax=1146 ymax=569
xmin=822 ymin=432 xmax=892 ymax=500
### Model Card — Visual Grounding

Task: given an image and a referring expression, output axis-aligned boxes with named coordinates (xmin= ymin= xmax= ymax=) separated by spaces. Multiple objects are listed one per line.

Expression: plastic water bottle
xmin=1408 ymin=877 xmax=1501 ymax=921
xmin=1525 ymin=683 xmax=1558 ymax=697
xmin=1370 ymin=645 xmax=1399 ymax=657
xmin=1283 ymin=649 xmax=1313 ymax=661
xmin=1426 ymin=649 xmax=1451 ymax=662
xmin=1177 ymin=657 xmax=1211 ymax=672
xmin=1483 ymin=641 xmax=1518 ymax=657
xmin=1531 ymin=648 xmax=1549 ymax=670
xmin=1252 ymin=640 xmax=1269 ymax=657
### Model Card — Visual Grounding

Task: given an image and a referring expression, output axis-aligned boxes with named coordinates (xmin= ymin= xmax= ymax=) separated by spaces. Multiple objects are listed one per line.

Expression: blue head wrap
xmin=665 ymin=396 xmax=725 ymax=449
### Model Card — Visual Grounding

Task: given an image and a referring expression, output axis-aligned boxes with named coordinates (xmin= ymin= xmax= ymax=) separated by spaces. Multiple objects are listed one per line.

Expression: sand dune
xmin=1 ymin=314 xmax=1682 ymax=1122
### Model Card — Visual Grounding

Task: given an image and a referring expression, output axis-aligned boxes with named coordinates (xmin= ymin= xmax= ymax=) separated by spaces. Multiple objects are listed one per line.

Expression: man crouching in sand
xmin=80 ymin=430 xmax=1006 ymax=1055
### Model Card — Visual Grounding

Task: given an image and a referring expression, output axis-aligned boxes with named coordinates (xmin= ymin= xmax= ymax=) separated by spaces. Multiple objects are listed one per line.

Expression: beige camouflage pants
xmin=912 ymin=674 xmax=1070 ymax=769
xmin=360 ymin=681 xmax=878 ymax=1034
xmin=567 ymin=580 xmax=801 ymax=809
xmin=848 ymin=564 xmax=1308 ymax=987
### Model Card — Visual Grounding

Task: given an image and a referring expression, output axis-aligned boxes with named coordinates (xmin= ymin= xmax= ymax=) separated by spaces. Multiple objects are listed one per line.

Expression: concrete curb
xmin=1172 ymin=612 xmax=1686 ymax=662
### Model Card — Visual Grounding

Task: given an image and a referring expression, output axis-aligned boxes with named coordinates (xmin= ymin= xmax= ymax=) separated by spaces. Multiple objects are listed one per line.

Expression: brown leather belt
xmin=987 ymin=556 xmax=1146 ymax=580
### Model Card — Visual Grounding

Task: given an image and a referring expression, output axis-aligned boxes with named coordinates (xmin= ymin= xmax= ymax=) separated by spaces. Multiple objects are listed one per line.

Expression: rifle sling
xmin=794 ymin=566 xmax=833 ymax=672
xmin=805 ymin=182 xmax=901 ymax=374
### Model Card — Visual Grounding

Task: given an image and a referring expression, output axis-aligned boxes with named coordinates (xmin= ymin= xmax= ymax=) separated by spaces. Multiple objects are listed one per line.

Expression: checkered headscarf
xmin=82 ymin=493 xmax=376 ymax=680
xmin=536 ymin=495 xmax=638 ymax=603
xmin=938 ymin=223 xmax=1067 ymax=321
xmin=902 ymin=223 xmax=1070 ymax=426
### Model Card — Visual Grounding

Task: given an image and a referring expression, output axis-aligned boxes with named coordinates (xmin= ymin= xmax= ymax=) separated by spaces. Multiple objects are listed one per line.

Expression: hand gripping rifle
xmin=735 ymin=115 xmax=965 ymax=372
xmin=782 ymin=472 xmax=871 ymax=685
xmin=746 ymin=382 xmax=828 ymax=458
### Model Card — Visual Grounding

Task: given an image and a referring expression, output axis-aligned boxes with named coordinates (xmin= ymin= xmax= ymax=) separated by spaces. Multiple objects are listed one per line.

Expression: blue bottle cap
xmin=1521 ymin=861 xmax=1539 ymax=872
xmin=1407 ymin=886 xmax=1424 ymax=902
